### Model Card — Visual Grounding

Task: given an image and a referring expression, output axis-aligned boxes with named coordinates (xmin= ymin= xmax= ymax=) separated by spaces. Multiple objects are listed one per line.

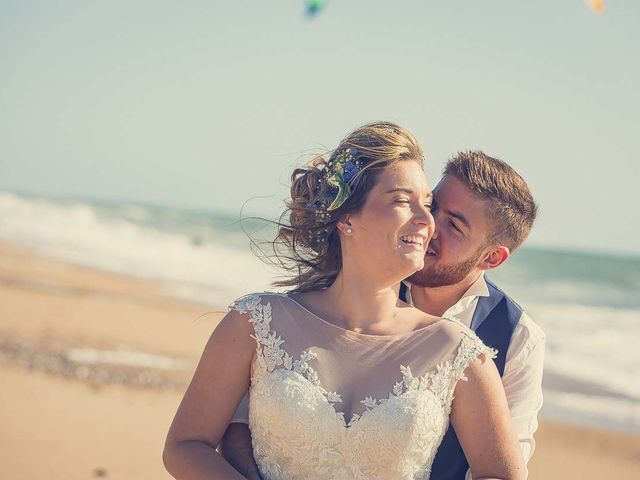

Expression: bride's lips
xmin=399 ymin=233 xmax=429 ymax=251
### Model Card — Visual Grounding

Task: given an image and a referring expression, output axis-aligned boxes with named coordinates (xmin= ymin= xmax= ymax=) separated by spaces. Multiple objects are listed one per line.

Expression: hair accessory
xmin=304 ymin=148 xmax=364 ymax=249
xmin=326 ymin=147 xmax=362 ymax=211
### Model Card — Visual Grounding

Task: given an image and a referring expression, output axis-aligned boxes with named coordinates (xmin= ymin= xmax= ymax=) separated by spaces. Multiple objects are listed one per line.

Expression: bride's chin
xmin=395 ymin=255 xmax=424 ymax=277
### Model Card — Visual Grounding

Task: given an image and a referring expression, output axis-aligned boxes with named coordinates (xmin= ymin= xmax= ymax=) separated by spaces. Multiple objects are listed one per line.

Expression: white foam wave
xmin=528 ymin=302 xmax=640 ymax=401
xmin=0 ymin=192 xmax=276 ymax=305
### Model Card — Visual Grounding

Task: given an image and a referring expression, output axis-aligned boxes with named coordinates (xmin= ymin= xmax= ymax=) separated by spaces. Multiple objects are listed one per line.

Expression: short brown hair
xmin=443 ymin=151 xmax=537 ymax=251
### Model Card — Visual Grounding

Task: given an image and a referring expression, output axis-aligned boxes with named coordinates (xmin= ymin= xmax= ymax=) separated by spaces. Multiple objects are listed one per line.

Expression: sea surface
xmin=1 ymin=191 xmax=639 ymax=433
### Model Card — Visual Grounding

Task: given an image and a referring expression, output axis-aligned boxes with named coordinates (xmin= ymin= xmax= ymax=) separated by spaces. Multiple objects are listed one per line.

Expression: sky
xmin=1 ymin=0 xmax=639 ymax=256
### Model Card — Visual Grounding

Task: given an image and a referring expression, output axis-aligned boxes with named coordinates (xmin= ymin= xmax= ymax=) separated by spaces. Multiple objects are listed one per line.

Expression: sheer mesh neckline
xmin=283 ymin=294 xmax=443 ymax=340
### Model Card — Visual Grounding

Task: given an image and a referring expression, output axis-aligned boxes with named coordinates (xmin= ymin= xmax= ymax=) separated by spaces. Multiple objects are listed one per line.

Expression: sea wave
xmin=526 ymin=302 xmax=640 ymax=402
xmin=0 ymin=192 xmax=276 ymax=306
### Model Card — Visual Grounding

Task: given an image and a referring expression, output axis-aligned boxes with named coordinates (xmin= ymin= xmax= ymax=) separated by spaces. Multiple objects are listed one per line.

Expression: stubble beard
xmin=407 ymin=247 xmax=485 ymax=288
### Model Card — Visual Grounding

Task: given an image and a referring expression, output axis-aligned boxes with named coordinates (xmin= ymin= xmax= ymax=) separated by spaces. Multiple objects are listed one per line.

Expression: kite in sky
xmin=587 ymin=0 xmax=605 ymax=14
xmin=306 ymin=0 xmax=328 ymax=18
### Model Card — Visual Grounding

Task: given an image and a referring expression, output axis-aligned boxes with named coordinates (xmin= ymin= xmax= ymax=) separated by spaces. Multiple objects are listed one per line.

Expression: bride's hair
xmin=268 ymin=121 xmax=424 ymax=293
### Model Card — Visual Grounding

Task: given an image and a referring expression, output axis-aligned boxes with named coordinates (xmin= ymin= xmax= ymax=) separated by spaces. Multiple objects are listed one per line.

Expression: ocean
xmin=1 ymin=191 xmax=638 ymax=433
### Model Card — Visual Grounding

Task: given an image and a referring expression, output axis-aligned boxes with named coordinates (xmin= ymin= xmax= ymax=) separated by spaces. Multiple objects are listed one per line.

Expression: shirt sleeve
xmin=465 ymin=312 xmax=545 ymax=480
xmin=502 ymin=311 xmax=546 ymax=468
xmin=229 ymin=391 xmax=250 ymax=424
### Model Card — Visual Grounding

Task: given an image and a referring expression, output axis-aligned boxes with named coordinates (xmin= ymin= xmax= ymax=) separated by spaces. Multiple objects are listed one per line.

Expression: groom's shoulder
xmin=484 ymin=276 xmax=523 ymax=312
xmin=483 ymin=276 xmax=545 ymax=345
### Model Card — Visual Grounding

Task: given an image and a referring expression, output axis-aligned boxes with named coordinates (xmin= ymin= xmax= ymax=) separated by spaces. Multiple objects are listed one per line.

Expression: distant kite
xmin=306 ymin=0 xmax=328 ymax=18
xmin=587 ymin=0 xmax=605 ymax=14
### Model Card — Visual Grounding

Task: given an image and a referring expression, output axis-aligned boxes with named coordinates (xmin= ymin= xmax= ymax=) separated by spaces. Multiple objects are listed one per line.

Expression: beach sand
xmin=1 ymin=241 xmax=638 ymax=479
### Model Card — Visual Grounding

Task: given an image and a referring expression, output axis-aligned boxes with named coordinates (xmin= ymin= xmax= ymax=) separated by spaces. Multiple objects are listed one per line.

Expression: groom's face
xmin=407 ymin=174 xmax=493 ymax=288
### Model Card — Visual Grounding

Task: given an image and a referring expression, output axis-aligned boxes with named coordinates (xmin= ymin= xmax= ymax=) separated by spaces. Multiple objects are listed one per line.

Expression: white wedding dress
xmin=231 ymin=292 xmax=495 ymax=480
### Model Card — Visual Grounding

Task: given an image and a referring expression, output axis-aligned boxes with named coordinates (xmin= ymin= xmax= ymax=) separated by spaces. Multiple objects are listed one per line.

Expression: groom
xmin=220 ymin=151 xmax=545 ymax=480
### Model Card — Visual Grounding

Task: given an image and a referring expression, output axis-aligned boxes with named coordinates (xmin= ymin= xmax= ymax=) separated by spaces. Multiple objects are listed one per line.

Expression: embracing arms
xmin=163 ymin=310 xmax=257 ymax=480
xmin=451 ymin=353 xmax=526 ymax=480
xmin=219 ymin=421 xmax=262 ymax=480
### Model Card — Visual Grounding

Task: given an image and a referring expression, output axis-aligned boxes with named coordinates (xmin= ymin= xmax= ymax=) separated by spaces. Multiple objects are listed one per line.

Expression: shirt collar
xmin=459 ymin=272 xmax=490 ymax=301
xmin=402 ymin=272 xmax=489 ymax=316
xmin=440 ymin=272 xmax=489 ymax=323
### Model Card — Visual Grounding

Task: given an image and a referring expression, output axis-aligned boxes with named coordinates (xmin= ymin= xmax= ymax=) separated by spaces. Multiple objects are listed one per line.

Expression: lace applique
xmin=344 ymin=332 xmax=497 ymax=428
xmin=405 ymin=333 xmax=495 ymax=396
xmin=230 ymin=293 xmax=343 ymax=408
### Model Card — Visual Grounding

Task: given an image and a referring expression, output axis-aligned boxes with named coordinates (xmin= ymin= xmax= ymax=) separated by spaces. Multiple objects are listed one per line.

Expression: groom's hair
xmin=443 ymin=151 xmax=537 ymax=252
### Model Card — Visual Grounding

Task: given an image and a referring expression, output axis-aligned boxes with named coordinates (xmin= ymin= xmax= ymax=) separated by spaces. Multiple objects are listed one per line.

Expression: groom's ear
xmin=478 ymin=245 xmax=510 ymax=271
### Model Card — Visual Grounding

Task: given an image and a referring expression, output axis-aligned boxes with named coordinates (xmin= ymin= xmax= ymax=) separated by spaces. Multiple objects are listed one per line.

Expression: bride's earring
xmin=346 ymin=227 xmax=352 ymax=234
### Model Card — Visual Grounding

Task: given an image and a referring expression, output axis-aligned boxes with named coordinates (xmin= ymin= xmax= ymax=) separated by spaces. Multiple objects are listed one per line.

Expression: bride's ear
xmin=336 ymin=216 xmax=354 ymax=236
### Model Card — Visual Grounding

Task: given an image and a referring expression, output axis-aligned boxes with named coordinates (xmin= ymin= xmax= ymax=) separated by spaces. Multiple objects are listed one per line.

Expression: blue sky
xmin=1 ymin=0 xmax=638 ymax=255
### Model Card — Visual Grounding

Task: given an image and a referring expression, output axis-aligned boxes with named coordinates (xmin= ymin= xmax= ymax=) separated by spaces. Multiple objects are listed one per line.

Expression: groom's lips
xmin=425 ymin=244 xmax=438 ymax=257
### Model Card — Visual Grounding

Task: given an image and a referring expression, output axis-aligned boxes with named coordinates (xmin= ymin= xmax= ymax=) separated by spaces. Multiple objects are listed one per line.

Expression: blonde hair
xmin=270 ymin=121 xmax=424 ymax=293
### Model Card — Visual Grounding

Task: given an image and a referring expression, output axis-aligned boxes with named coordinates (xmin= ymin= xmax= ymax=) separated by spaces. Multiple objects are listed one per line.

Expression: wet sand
xmin=0 ymin=241 xmax=638 ymax=479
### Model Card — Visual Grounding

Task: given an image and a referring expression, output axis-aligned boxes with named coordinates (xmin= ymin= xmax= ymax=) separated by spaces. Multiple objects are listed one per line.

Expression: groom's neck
xmin=411 ymin=272 xmax=482 ymax=317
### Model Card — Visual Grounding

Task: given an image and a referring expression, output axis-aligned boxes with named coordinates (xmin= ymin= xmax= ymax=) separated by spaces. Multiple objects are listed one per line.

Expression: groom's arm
xmin=219 ymin=393 xmax=262 ymax=480
xmin=219 ymin=423 xmax=261 ymax=480
xmin=501 ymin=312 xmax=546 ymax=466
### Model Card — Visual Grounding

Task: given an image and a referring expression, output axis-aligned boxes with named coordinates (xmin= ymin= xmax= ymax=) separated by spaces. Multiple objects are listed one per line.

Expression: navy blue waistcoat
xmin=400 ymin=277 xmax=522 ymax=480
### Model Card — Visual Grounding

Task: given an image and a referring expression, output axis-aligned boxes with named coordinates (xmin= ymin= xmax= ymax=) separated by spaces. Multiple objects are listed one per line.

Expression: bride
xmin=163 ymin=122 xmax=525 ymax=479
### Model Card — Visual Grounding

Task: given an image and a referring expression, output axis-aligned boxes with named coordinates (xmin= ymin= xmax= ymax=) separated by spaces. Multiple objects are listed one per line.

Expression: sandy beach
xmin=1 ymin=241 xmax=638 ymax=479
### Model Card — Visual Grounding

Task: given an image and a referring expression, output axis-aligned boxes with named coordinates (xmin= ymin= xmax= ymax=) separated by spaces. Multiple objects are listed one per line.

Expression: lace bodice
xmin=231 ymin=292 xmax=496 ymax=480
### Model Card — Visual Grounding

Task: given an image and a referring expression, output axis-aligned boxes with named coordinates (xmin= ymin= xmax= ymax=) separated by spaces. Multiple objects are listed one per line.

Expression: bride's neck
xmin=322 ymin=269 xmax=401 ymax=333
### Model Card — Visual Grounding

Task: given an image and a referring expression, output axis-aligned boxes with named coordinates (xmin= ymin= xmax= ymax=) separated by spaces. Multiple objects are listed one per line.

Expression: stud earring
xmin=346 ymin=227 xmax=352 ymax=234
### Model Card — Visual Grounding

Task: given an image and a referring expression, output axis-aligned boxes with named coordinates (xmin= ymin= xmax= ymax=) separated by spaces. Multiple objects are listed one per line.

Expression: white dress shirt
xmin=406 ymin=273 xmax=545 ymax=478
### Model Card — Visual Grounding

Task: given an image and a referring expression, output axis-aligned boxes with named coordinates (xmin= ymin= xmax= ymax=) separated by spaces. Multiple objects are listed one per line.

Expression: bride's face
xmin=343 ymin=160 xmax=435 ymax=283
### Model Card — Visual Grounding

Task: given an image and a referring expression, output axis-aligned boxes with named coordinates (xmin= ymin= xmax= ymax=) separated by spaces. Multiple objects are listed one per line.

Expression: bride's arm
xmin=450 ymin=354 xmax=526 ymax=480
xmin=163 ymin=309 xmax=256 ymax=480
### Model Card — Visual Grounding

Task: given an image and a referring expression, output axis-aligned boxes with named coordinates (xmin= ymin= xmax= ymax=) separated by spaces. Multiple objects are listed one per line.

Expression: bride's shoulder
xmin=449 ymin=322 xmax=497 ymax=372
xmin=228 ymin=291 xmax=287 ymax=314
xmin=406 ymin=307 xmax=469 ymax=337
xmin=428 ymin=317 xmax=496 ymax=360
xmin=214 ymin=292 xmax=288 ymax=346
xmin=435 ymin=316 xmax=474 ymax=336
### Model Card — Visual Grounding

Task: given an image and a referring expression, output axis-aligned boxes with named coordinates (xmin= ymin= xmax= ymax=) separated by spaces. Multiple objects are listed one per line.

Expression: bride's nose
xmin=414 ymin=207 xmax=435 ymax=234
